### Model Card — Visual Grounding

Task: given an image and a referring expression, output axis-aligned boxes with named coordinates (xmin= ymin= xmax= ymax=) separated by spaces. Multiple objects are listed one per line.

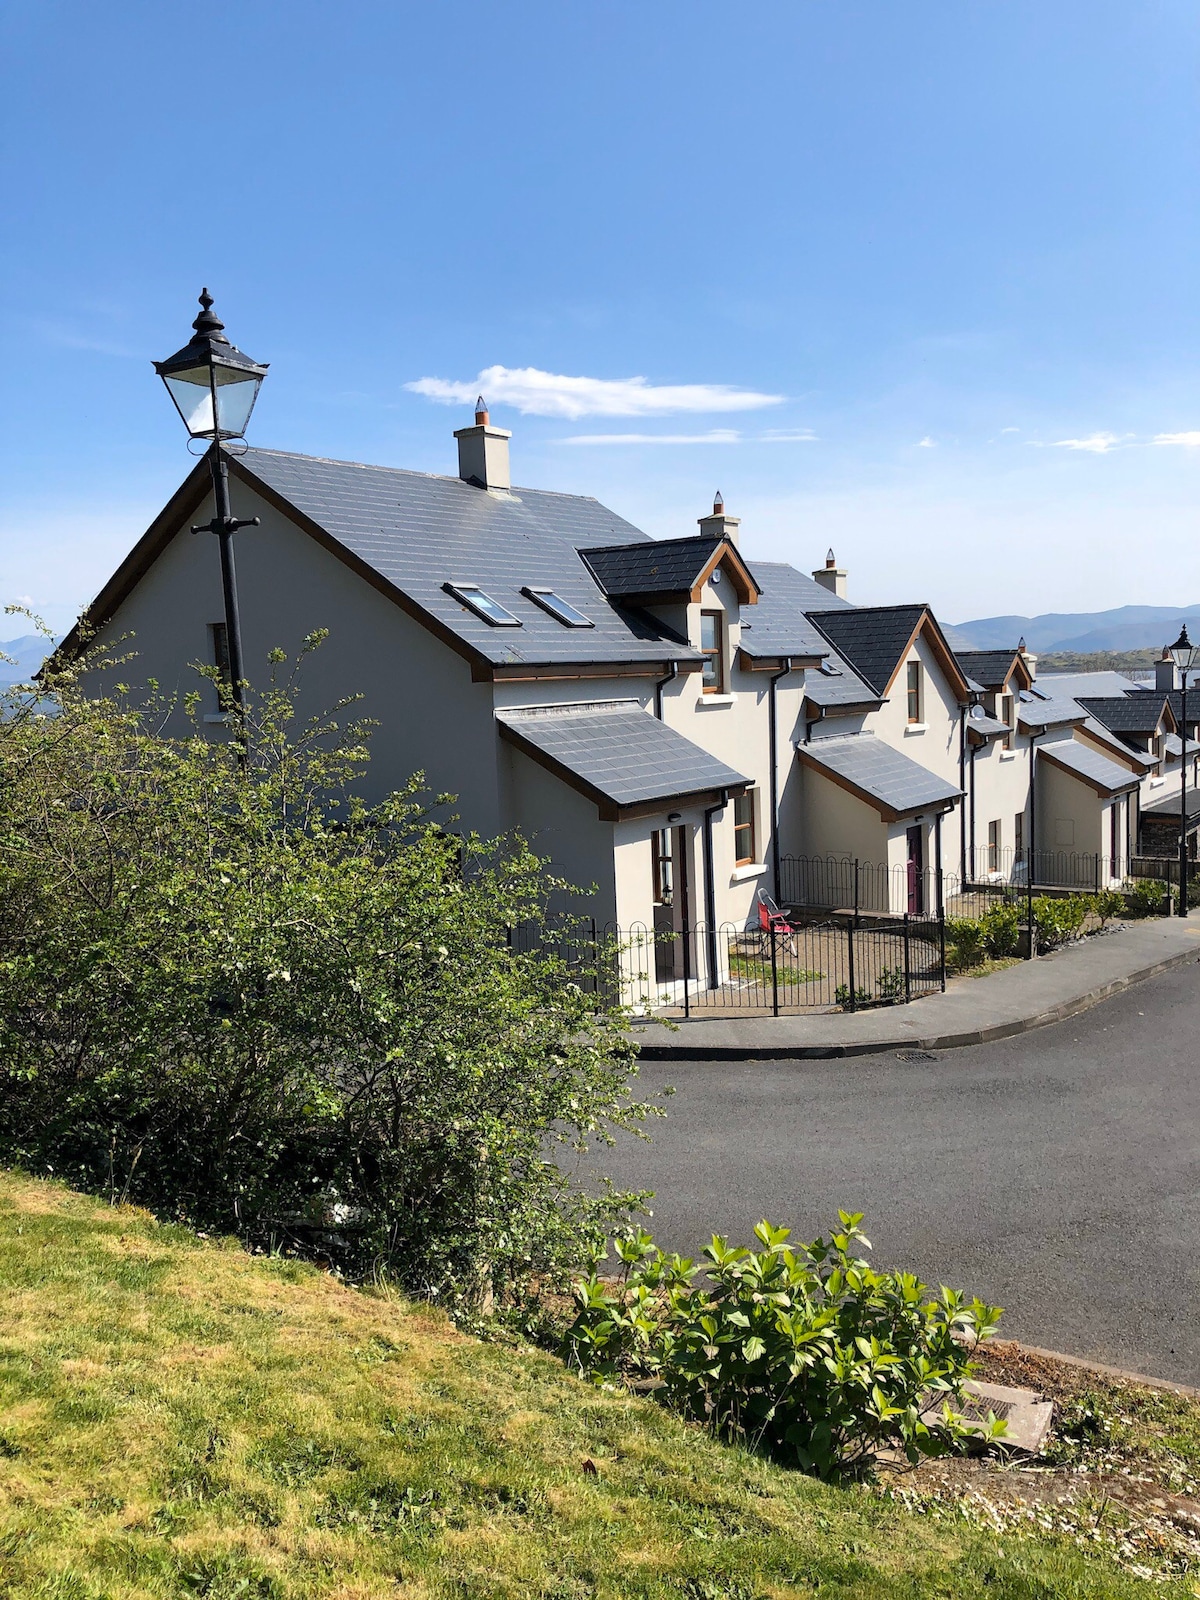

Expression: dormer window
xmin=444 ymin=583 xmax=521 ymax=626
xmin=520 ymin=587 xmax=594 ymax=628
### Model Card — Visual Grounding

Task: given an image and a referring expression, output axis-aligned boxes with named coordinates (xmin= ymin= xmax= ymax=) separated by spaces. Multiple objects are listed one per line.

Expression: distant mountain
xmin=0 ymin=634 xmax=55 ymax=689
xmin=946 ymin=605 xmax=1200 ymax=654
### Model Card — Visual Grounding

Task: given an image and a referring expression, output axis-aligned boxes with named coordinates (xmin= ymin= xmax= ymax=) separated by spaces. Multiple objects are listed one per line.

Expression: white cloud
xmin=1000 ymin=426 xmax=1020 ymax=434
xmin=916 ymin=436 xmax=937 ymax=448
xmin=561 ymin=429 xmax=743 ymax=446
xmin=761 ymin=428 xmax=818 ymax=442
xmin=1042 ymin=432 xmax=1128 ymax=453
xmin=1154 ymin=431 xmax=1200 ymax=448
xmin=405 ymin=364 xmax=784 ymax=420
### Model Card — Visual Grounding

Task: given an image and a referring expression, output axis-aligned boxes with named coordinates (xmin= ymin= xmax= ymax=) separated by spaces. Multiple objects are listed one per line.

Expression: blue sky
xmin=2 ymin=0 xmax=1198 ymax=633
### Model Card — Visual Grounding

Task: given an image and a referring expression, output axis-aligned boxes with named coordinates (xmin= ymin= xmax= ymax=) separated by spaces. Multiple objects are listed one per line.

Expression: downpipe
xmin=702 ymin=789 xmax=729 ymax=990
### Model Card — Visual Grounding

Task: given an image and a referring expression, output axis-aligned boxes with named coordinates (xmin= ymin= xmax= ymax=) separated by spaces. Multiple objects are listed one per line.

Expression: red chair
xmin=755 ymin=889 xmax=798 ymax=956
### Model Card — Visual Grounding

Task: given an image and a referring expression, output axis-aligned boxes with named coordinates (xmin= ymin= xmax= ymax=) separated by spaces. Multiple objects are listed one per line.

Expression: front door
xmin=906 ymin=825 xmax=924 ymax=914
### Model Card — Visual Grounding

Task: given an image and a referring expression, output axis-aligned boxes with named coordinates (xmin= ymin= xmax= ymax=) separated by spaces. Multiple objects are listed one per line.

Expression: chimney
xmin=454 ymin=395 xmax=512 ymax=492
xmin=1018 ymin=636 xmax=1037 ymax=681
xmin=696 ymin=489 xmax=741 ymax=545
xmin=1155 ymin=647 xmax=1180 ymax=693
xmin=812 ymin=548 xmax=848 ymax=600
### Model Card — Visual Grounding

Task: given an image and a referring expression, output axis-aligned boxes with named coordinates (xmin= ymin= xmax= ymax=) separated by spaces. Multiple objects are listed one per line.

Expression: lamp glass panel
xmin=163 ymin=368 xmax=216 ymax=437
xmin=211 ymin=366 xmax=263 ymax=437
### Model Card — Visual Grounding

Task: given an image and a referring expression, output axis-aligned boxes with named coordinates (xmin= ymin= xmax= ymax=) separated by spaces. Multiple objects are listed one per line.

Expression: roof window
xmin=521 ymin=587 xmax=594 ymax=628
xmin=444 ymin=583 xmax=521 ymax=626
xmin=818 ymin=661 xmax=843 ymax=677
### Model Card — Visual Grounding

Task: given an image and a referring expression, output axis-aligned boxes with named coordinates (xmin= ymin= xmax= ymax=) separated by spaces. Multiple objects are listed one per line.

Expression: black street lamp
xmin=154 ymin=290 xmax=268 ymax=711
xmin=1168 ymin=624 xmax=1198 ymax=915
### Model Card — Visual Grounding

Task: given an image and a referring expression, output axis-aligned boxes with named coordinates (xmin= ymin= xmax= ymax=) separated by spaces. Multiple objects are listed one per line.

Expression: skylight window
xmin=443 ymin=583 xmax=521 ymax=626
xmin=521 ymin=587 xmax=595 ymax=628
xmin=818 ymin=661 xmax=844 ymax=677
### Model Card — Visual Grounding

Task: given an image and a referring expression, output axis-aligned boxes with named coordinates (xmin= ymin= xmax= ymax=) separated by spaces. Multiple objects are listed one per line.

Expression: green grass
xmin=0 ymin=1171 xmax=1191 ymax=1599
xmin=727 ymin=953 xmax=824 ymax=986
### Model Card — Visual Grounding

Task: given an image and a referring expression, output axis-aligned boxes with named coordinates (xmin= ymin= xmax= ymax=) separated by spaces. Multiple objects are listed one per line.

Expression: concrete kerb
xmin=633 ymin=932 xmax=1200 ymax=1061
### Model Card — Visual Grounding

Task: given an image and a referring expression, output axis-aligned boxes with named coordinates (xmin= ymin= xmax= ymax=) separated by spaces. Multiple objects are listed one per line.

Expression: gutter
xmin=702 ymin=788 xmax=729 ymax=990
xmin=768 ymin=660 xmax=793 ymax=898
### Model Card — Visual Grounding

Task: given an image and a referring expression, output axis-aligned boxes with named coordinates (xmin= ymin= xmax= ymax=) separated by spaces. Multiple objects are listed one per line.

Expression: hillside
xmin=0 ymin=1172 xmax=1188 ymax=1598
xmin=0 ymin=634 xmax=54 ymax=689
xmin=946 ymin=605 xmax=1200 ymax=655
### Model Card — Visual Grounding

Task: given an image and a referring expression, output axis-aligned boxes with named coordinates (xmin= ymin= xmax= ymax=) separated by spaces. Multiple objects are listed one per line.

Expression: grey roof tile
xmin=737 ymin=561 xmax=838 ymax=661
xmin=1018 ymin=694 xmax=1086 ymax=731
xmin=953 ymin=649 xmax=1023 ymax=688
xmin=808 ymin=606 xmax=928 ymax=696
xmin=581 ymin=537 xmax=732 ymax=598
xmin=796 ymin=733 xmax=962 ymax=818
xmin=496 ymin=701 xmax=748 ymax=810
xmin=1039 ymin=737 xmax=1141 ymax=796
xmin=239 ymin=448 xmax=701 ymax=670
xmin=1076 ymin=695 xmax=1170 ymax=734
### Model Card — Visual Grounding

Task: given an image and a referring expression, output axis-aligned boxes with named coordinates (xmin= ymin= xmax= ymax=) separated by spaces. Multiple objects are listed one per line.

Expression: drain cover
xmin=896 ymin=1050 xmax=937 ymax=1062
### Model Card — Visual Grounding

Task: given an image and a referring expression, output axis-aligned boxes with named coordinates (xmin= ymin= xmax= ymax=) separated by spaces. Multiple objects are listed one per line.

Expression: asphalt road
xmin=594 ymin=960 xmax=1200 ymax=1387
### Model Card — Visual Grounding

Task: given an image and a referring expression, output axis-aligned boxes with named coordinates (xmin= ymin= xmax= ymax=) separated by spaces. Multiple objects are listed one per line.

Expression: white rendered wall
xmin=86 ymin=481 xmax=505 ymax=835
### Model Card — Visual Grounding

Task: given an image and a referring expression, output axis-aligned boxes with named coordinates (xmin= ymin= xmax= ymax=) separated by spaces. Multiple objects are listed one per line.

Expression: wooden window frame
xmin=652 ymin=829 xmax=674 ymax=903
xmin=700 ymin=610 xmax=725 ymax=694
xmin=987 ymin=819 xmax=1001 ymax=874
xmin=906 ymin=660 xmax=923 ymax=723
xmin=209 ymin=621 xmax=231 ymax=688
xmin=1001 ymin=692 xmax=1014 ymax=750
xmin=733 ymin=790 xmax=756 ymax=867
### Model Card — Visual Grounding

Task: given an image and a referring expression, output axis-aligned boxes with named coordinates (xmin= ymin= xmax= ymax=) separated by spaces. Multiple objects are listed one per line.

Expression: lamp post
xmin=154 ymin=290 xmax=268 ymax=712
xmin=1168 ymin=625 xmax=1198 ymax=915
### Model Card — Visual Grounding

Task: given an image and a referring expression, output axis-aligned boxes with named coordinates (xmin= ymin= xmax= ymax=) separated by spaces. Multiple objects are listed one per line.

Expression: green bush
xmin=945 ymin=916 xmax=985 ymax=971
xmin=876 ymin=965 xmax=905 ymax=1001
xmin=1031 ymin=894 xmax=1089 ymax=951
xmin=833 ymin=983 xmax=871 ymax=1009
xmin=979 ymin=901 xmax=1020 ymax=957
xmin=565 ymin=1214 xmax=1004 ymax=1482
xmin=1124 ymin=878 xmax=1168 ymax=917
xmin=1089 ymin=887 xmax=1126 ymax=928
xmin=0 ymin=632 xmax=654 ymax=1306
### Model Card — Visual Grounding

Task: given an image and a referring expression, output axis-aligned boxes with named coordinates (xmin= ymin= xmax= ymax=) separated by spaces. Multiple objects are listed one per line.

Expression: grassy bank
xmin=0 ymin=1172 xmax=1190 ymax=1598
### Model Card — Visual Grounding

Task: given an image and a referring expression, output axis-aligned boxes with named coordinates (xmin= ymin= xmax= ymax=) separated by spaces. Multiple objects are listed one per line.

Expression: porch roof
xmin=796 ymin=733 xmax=962 ymax=822
xmin=496 ymin=701 xmax=749 ymax=820
xmin=1038 ymin=738 xmax=1142 ymax=798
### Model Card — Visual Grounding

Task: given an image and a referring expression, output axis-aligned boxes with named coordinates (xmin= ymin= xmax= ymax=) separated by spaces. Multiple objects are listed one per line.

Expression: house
xmin=71 ymin=402 xmax=1189 ymax=1003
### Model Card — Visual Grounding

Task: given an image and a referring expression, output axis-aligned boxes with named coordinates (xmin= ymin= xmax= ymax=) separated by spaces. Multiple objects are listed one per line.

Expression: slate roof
xmin=966 ymin=709 xmax=1011 ymax=741
xmin=796 ymin=733 xmax=962 ymax=819
xmin=1127 ymin=689 xmax=1199 ymax=728
xmin=736 ymin=561 xmax=837 ymax=662
xmin=1077 ymin=717 xmax=1154 ymax=771
xmin=1017 ymin=694 xmax=1086 ymax=731
xmin=953 ymin=650 xmax=1022 ymax=688
xmin=1141 ymin=784 xmax=1200 ymax=820
xmin=1037 ymin=671 xmax=1145 ymax=699
xmin=808 ymin=606 xmax=929 ymax=697
xmin=802 ymin=647 xmax=883 ymax=709
xmin=1038 ymin=737 xmax=1141 ymax=796
xmin=495 ymin=701 xmax=748 ymax=813
xmin=1076 ymin=696 xmax=1170 ymax=734
xmin=580 ymin=537 xmax=723 ymax=599
xmin=236 ymin=448 xmax=702 ymax=670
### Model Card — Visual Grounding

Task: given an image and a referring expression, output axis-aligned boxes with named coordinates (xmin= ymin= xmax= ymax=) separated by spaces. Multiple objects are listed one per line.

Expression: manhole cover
xmin=896 ymin=1050 xmax=937 ymax=1062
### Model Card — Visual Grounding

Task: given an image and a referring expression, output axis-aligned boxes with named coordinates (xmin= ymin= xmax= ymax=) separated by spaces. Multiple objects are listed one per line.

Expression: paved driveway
xmin=596 ymin=960 xmax=1200 ymax=1385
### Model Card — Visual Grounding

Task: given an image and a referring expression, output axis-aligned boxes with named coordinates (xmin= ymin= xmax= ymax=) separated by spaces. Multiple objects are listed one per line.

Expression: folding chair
xmin=755 ymin=888 xmax=799 ymax=958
